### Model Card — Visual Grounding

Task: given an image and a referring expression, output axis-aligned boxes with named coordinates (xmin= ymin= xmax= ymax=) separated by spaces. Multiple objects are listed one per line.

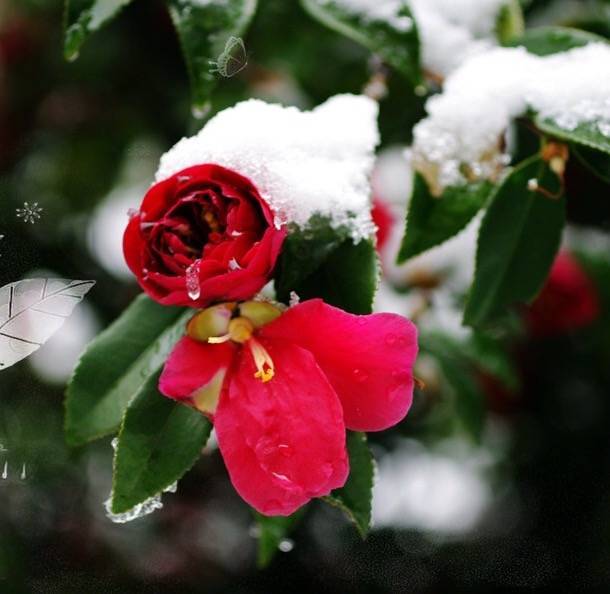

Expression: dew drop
xmin=186 ymin=260 xmax=201 ymax=301
xmin=391 ymin=370 xmax=410 ymax=386
xmin=278 ymin=538 xmax=294 ymax=553
xmin=385 ymin=334 xmax=397 ymax=346
xmin=353 ymin=369 xmax=368 ymax=383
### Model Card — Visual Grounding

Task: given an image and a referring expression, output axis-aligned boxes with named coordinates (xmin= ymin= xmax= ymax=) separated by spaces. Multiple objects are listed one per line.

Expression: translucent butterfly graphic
xmin=209 ymin=36 xmax=248 ymax=78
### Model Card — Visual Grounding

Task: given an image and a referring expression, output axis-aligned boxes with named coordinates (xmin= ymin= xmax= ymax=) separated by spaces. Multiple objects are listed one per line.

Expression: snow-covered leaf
xmin=0 ymin=279 xmax=94 ymax=371
xmin=506 ymin=26 xmax=605 ymax=56
xmin=301 ymin=0 xmax=421 ymax=83
xmin=166 ymin=0 xmax=258 ymax=114
xmin=64 ymin=0 xmax=134 ymax=60
xmin=535 ymin=118 xmax=610 ymax=156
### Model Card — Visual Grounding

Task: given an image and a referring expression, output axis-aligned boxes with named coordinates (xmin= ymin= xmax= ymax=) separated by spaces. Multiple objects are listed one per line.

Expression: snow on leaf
xmin=0 ymin=279 xmax=95 ymax=370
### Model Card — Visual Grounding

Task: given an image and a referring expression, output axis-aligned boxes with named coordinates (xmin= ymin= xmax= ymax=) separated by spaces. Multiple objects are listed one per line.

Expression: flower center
xmin=188 ymin=302 xmax=281 ymax=383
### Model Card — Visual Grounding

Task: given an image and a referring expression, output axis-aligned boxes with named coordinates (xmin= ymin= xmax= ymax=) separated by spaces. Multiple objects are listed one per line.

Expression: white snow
xmin=157 ymin=94 xmax=380 ymax=241
xmin=412 ymin=43 xmax=610 ymax=190
xmin=329 ymin=0 xmax=508 ymax=75
xmin=409 ymin=0 xmax=508 ymax=76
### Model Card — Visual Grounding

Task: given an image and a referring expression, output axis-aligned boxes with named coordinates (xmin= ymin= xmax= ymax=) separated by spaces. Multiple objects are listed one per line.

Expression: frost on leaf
xmin=156 ymin=94 xmax=380 ymax=242
xmin=0 ymin=279 xmax=95 ymax=370
xmin=412 ymin=43 xmax=610 ymax=192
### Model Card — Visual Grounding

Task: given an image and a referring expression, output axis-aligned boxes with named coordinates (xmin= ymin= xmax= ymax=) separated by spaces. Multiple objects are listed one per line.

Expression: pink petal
xmin=214 ymin=338 xmax=348 ymax=516
xmin=159 ymin=337 xmax=236 ymax=405
xmin=260 ymin=299 xmax=418 ymax=432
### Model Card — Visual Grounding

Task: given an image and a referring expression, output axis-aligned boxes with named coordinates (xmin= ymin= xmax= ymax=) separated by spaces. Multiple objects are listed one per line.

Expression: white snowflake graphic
xmin=16 ymin=202 xmax=43 ymax=224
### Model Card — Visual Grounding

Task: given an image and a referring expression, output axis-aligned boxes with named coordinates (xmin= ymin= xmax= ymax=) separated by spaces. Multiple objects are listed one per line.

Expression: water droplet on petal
xmin=353 ymin=369 xmax=368 ymax=383
xmin=186 ymin=261 xmax=201 ymax=301
xmin=385 ymin=334 xmax=397 ymax=346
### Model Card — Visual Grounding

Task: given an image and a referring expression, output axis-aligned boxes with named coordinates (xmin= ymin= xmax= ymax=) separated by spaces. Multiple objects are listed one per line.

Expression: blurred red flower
xmin=527 ymin=251 xmax=600 ymax=337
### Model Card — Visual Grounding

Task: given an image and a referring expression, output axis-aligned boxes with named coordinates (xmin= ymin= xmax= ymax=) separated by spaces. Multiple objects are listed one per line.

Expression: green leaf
xmin=464 ymin=156 xmax=565 ymax=327
xmin=301 ymin=0 xmax=420 ymax=83
xmin=397 ymin=174 xmax=493 ymax=263
xmin=495 ymin=0 xmax=524 ymax=45
xmin=275 ymin=217 xmax=379 ymax=314
xmin=506 ymin=25 xmax=606 ymax=55
xmin=534 ymin=118 xmax=610 ymax=156
xmin=65 ymin=294 xmax=190 ymax=446
xmin=572 ymin=144 xmax=610 ymax=184
xmin=255 ymin=510 xmax=304 ymax=568
xmin=111 ymin=371 xmax=212 ymax=514
xmin=167 ymin=0 xmax=258 ymax=115
xmin=63 ymin=0 xmax=133 ymax=60
xmin=324 ymin=431 xmax=374 ymax=536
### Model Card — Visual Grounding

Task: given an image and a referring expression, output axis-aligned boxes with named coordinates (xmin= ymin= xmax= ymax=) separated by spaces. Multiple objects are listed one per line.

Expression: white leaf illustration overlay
xmin=0 ymin=279 xmax=95 ymax=370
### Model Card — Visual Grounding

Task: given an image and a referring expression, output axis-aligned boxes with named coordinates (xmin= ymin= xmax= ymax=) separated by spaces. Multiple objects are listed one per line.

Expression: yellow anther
xmin=203 ymin=210 xmax=220 ymax=231
xmin=248 ymin=338 xmax=275 ymax=383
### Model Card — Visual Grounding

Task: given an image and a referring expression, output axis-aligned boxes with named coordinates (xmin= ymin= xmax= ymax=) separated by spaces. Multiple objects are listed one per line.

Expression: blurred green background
xmin=2 ymin=0 xmax=610 ymax=591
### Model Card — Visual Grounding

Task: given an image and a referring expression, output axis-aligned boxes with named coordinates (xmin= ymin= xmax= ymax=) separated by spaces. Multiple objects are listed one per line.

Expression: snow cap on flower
xmin=156 ymin=94 xmax=380 ymax=241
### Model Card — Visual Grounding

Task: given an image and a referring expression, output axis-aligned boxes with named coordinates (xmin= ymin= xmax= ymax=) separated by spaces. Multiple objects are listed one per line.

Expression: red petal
xmin=214 ymin=338 xmax=348 ymax=516
xmin=260 ymin=299 xmax=418 ymax=432
xmin=159 ymin=337 xmax=235 ymax=403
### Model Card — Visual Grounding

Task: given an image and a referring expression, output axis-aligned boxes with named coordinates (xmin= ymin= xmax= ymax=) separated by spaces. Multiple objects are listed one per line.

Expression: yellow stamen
xmin=248 ymin=338 xmax=275 ymax=383
xmin=203 ymin=210 xmax=220 ymax=232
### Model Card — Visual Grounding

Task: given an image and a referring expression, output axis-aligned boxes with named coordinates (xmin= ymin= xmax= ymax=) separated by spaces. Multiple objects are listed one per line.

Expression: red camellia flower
xmin=371 ymin=196 xmax=395 ymax=254
xmin=527 ymin=251 xmax=600 ymax=337
xmin=159 ymin=298 xmax=418 ymax=516
xmin=123 ymin=164 xmax=286 ymax=308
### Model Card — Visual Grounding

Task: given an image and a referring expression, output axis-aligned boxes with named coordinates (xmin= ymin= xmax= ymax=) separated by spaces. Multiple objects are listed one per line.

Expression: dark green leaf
xmin=281 ymin=238 xmax=379 ymax=315
xmin=464 ymin=156 xmax=565 ymax=327
xmin=275 ymin=216 xmax=379 ymax=314
xmin=274 ymin=216 xmax=351 ymax=300
xmin=573 ymin=144 xmax=610 ymax=184
xmin=534 ymin=118 xmax=610 ymax=156
xmin=506 ymin=26 xmax=605 ymax=55
xmin=64 ymin=0 xmax=133 ymax=60
xmin=167 ymin=0 xmax=258 ymax=114
xmin=65 ymin=294 xmax=189 ymax=446
xmin=255 ymin=510 xmax=304 ymax=568
xmin=397 ymin=173 xmax=493 ymax=263
xmin=301 ymin=0 xmax=421 ymax=83
xmin=324 ymin=431 xmax=373 ymax=536
xmin=111 ymin=370 xmax=212 ymax=514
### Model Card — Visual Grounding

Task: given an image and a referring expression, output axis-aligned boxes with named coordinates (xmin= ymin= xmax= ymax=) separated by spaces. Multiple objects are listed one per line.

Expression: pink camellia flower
xmin=527 ymin=251 xmax=600 ymax=337
xmin=159 ymin=298 xmax=418 ymax=516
